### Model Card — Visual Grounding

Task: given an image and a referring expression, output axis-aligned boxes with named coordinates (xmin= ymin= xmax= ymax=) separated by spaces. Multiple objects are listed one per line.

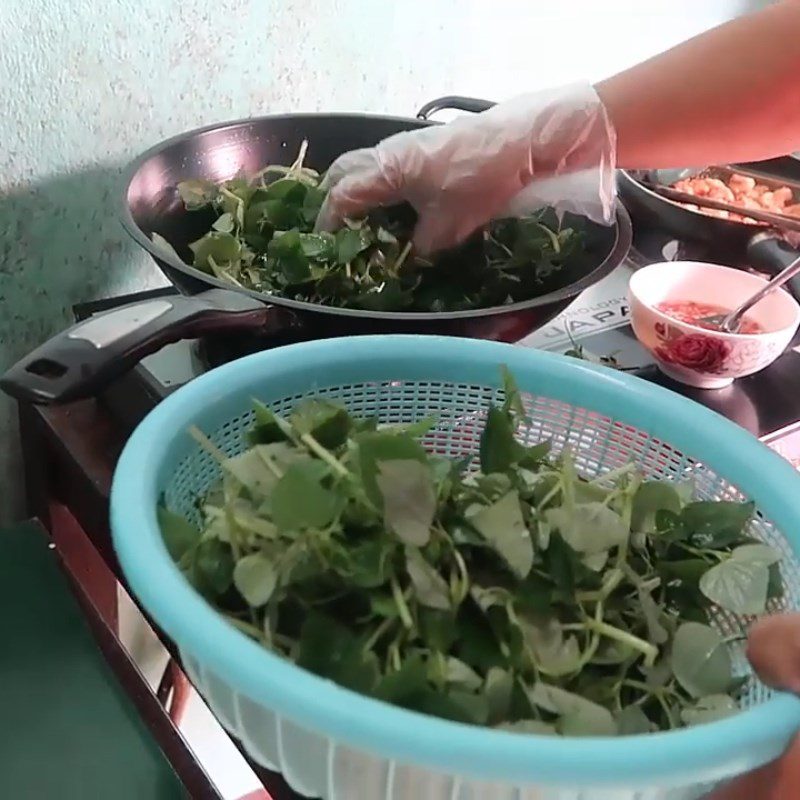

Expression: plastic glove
xmin=316 ymin=82 xmax=616 ymax=255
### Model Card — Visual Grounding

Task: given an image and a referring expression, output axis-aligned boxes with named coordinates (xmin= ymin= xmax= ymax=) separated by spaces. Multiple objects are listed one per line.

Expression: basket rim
xmin=111 ymin=335 xmax=800 ymax=787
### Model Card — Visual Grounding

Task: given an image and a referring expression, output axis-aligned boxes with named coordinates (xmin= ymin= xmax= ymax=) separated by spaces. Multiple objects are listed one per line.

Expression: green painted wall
xmin=0 ymin=0 xmax=762 ymax=520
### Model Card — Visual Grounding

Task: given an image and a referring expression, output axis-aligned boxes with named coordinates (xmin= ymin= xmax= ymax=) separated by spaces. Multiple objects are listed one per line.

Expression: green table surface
xmin=0 ymin=520 xmax=186 ymax=799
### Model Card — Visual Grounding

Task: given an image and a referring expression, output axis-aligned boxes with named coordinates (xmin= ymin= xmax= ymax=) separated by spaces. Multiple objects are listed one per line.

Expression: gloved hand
xmin=315 ymin=83 xmax=617 ymax=255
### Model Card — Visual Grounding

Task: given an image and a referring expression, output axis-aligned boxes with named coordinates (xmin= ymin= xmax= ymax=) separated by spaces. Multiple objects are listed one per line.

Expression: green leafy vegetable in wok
xmin=159 ymin=369 xmax=781 ymax=735
xmin=154 ymin=141 xmax=587 ymax=312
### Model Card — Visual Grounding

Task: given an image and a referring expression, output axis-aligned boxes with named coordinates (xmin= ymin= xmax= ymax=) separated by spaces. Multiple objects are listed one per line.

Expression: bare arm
xmin=320 ymin=2 xmax=800 ymax=252
xmin=596 ymin=1 xmax=800 ymax=169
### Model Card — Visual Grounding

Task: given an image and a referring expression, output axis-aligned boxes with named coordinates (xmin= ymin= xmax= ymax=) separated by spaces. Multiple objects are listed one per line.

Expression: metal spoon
xmin=700 ymin=253 xmax=800 ymax=332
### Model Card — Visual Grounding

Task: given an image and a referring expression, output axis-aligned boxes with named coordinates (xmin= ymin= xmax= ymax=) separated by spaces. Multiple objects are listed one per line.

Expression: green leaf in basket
xmin=671 ymin=622 xmax=734 ymax=699
xmin=538 ymin=531 xmax=603 ymax=600
xmin=632 ymin=481 xmax=682 ymax=532
xmin=374 ymin=653 xmax=428 ymax=704
xmin=158 ymin=364 xmax=770 ymax=738
xmin=356 ymin=430 xmax=429 ymax=506
xmin=296 ymin=613 xmax=380 ymax=694
xmin=377 ymin=460 xmax=437 ymax=547
xmin=418 ymin=607 xmax=458 ymax=653
xmin=519 ymin=614 xmax=582 ymax=677
xmin=222 ymin=448 xmax=282 ymax=499
xmin=338 ymin=536 xmax=393 ymax=589
xmin=730 ymin=543 xmax=782 ymax=566
xmin=157 ymin=505 xmax=201 ymax=561
xmin=616 ymin=705 xmax=653 ymax=735
xmin=546 ymin=502 xmax=628 ymax=556
xmin=527 ymin=682 xmax=617 ymax=736
xmin=193 ymin=538 xmax=235 ymax=597
xmin=247 ymin=401 xmax=289 ymax=445
xmin=638 ymin=586 xmax=669 ymax=646
xmin=699 ymin=558 xmax=770 ymax=616
xmin=496 ymin=719 xmax=556 ymax=735
xmin=682 ymin=501 xmax=755 ymax=548
xmin=500 ymin=364 xmax=526 ymax=420
xmin=479 ymin=405 xmax=525 ymax=474
xmin=233 ymin=552 xmax=278 ymax=607
xmin=271 ymin=461 xmax=342 ymax=531
xmin=484 ymin=667 xmax=514 ymax=724
xmin=469 ymin=490 xmax=533 ymax=578
xmin=290 ymin=397 xmax=353 ymax=449
xmin=445 ymin=690 xmax=491 ymax=725
xmin=680 ymin=694 xmax=739 ymax=727
xmin=406 ymin=546 xmax=451 ymax=609
xmin=444 ymin=657 xmax=484 ymax=691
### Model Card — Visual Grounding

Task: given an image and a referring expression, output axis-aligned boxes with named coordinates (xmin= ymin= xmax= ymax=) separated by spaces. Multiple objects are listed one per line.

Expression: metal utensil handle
xmin=416 ymin=96 xmax=495 ymax=120
xmin=727 ymin=253 xmax=800 ymax=330
xmin=642 ymin=183 xmax=800 ymax=234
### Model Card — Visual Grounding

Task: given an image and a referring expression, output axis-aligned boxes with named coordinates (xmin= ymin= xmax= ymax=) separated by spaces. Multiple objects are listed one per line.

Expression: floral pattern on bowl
xmin=628 ymin=262 xmax=800 ymax=391
xmin=652 ymin=320 xmax=784 ymax=386
xmin=654 ymin=324 xmax=732 ymax=375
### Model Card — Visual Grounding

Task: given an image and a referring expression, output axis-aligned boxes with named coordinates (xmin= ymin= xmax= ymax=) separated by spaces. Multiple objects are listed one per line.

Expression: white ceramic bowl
xmin=629 ymin=261 xmax=800 ymax=389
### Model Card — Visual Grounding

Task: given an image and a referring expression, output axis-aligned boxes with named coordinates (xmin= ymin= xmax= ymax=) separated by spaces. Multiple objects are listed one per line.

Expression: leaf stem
xmin=189 ymin=425 xmax=228 ymax=463
xmin=575 ymin=601 xmax=604 ymax=670
xmin=622 ymin=679 xmax=681 ymax=700
xmin=535 ymin=479 xmax=562 ymax=512
xmin=451 ymin=547 xmax=470 ymax=605
xmin=223 ymin=504 xmax=243 ymax=562
xmin=653 ymin=690 xmax=676 ymax=729
xmin=391 ymin=576 xmax=414 ymax=630
xmin=576 ymin=567 xmax=624 ymax=603
xmin=363 ymin=615 xmax=397 ymax=653
xmin=583 ymin=618 xmax=659 ymax=667
xmin=255 ymin=448 xmax=285 ymax=480
xmin=535 ymin=222 xmax=561 ymax=253
xmin=394 ymin=240 xmax=413 ymax=272
xmin=614 ymin=473 xmax=641 ymax=569
xmin=289 ymin=139 xmax=309 ymax=174
xmin=224 ymin=615 xmax=265 ymax=643
xmin=589 ymin=463 xmax=635 ymax=486
xmin=297 ymin=432 xmax=350 ymax=478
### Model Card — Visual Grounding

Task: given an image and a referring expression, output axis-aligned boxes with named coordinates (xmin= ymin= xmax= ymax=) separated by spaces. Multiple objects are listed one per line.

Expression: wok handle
xmin=0 ymin=289 xmax=276 ymax=405
xmin=746 ymin=234 xmax=800 ymax=301
xmin=416 ymin=96 xmax=495 ymax=120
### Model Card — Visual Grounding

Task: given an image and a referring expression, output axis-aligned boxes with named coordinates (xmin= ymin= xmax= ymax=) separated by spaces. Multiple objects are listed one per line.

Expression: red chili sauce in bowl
xmin=655 ymin=301 xmax=765 ymax=334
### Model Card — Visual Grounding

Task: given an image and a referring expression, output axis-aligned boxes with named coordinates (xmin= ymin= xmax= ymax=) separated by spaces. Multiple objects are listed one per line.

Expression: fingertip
xmin=746 ymin=613 xmax=800 ymax=694
xmin=313 ymin=196 xmax=341 ymax=233
xmin=327 ymin=183 xmax=371 ymax=222
xmin=412 ymin=213 xmax=482 ymax=257
xmin=314 ymin=178 xmax=371 ymax=232
xmin=411 ymin=215 xmax=449 ymax=257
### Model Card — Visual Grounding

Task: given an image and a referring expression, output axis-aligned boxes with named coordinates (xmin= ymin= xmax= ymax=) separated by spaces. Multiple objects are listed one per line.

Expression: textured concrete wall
xmin=0 ymin=0 xmax=764 ymax=520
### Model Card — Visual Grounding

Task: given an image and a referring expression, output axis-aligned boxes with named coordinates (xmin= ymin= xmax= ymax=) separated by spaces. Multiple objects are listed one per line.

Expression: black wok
xmin=1 ymin=98 xmax=631 ymax=404
xmin=618 ymin=162 xmax=800 ymax=279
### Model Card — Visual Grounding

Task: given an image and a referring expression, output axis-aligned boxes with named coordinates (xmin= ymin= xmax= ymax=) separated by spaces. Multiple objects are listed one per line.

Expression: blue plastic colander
xmin=111 ymin=335 xmax=800 ymax=800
